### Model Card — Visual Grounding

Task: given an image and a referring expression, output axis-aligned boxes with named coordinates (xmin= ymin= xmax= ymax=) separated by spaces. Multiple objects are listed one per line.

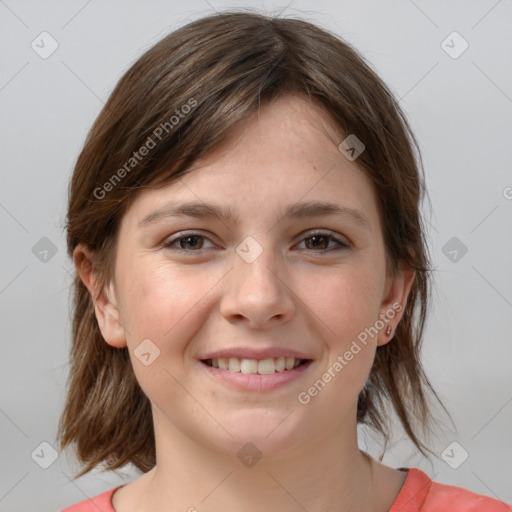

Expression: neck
xmin=135 ymin=410 xmax=376 ymax=512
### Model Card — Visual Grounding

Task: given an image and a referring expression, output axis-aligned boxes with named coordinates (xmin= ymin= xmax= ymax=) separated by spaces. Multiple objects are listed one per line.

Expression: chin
xmin=203 ymin=408 xmax=310 ymax=461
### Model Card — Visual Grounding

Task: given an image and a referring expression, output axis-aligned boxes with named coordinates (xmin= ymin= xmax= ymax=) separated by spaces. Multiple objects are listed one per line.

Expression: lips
xmin=200 ymin=357 xmax=313 ymax=392
xmin=198 ymin=347 xmax=314 ymax=389
xmin=203 ymin=356 xmax=306 ymax=374
xmin=199 ymin=347 xmax=313 ymax=361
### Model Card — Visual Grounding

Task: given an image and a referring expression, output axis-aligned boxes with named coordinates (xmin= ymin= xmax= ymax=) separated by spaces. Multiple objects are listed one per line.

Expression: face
xmin=79 ymin=94 xmax=413 ymax=460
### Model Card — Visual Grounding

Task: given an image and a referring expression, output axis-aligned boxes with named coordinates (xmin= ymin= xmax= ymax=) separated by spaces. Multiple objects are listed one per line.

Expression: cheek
xmin=119 ymin=261 xmax=221 ymax=371
xmin=309 ymin=267 xmax=382 ymax=343
xmin=292 ymin=273 xmax=379 ymax=434
xmin=121 ymin=263 xmax=200 ymax=336
xmin=305 ymin=269 xmax=381 ymax=392
xmin=119 ymin=262 xmax=216 ymax=408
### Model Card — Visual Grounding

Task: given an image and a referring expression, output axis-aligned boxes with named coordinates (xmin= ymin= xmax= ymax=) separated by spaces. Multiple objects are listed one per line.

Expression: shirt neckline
xmin=108 ymin=467 xmax=431 ymax=511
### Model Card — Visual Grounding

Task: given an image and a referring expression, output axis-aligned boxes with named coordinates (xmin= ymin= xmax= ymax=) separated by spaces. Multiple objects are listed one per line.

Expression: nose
xmin=219 ymin=239 xmax=296 ymax=328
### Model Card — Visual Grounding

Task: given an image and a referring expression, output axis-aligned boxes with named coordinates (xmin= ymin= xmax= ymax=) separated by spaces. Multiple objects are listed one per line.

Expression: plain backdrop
xmin=1 ymin=1 xmax=511 ymax=510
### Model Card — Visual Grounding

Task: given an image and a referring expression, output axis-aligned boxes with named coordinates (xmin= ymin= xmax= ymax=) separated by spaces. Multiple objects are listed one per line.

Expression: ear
xmin=73 ymin=243 xmax=127 ymax=348
xmin=376 ymin=267 xmax=415 ymax=347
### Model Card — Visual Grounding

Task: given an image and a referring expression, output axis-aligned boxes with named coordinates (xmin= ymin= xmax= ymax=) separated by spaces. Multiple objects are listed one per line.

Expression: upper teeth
xmin=209 ymin=357 xmax=302 ymax=374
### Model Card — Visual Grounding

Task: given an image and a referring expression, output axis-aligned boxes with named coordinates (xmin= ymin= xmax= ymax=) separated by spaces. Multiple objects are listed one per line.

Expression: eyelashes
xmin=162 ymin=230 xmax=350 ymax=255
xmin=296 ymin=232 xmax=349 ymax=252
xmin=165 ymin=233 xmax=212 ymax=252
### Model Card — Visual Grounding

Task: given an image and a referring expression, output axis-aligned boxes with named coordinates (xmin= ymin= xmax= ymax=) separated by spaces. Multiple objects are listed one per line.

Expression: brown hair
xmin=58 ymin=9 xmax=450 ymax=478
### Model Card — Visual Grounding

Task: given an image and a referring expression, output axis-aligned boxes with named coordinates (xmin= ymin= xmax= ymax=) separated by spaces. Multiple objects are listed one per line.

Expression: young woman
xmin=58 ymin=10 xmax=512 ymax=512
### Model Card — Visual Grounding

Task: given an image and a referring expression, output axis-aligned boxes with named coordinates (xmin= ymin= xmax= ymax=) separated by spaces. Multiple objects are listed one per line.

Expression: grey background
xmin=1 ymin=0 xmax=511 ymax=510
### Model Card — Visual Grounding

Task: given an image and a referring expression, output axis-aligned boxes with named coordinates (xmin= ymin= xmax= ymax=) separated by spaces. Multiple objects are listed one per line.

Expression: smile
xmin=200 ymin=357 xmax=313 ymax=391
xmin=203 ymin=356 xmax=306 ymax=374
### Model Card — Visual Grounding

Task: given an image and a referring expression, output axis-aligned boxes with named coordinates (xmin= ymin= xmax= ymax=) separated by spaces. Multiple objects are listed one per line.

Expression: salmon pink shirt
xmin=61 ymin=467 xmax=512 ymax=511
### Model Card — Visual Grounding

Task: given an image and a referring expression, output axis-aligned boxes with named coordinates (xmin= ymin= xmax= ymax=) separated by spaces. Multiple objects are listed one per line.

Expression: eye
xmin=163 ymin=232 xmax=215 ymax=252
xmin=162 ymin=230 xmax=350 ymax=255
xmin=296 ymin=230 xmax=350 ymax=253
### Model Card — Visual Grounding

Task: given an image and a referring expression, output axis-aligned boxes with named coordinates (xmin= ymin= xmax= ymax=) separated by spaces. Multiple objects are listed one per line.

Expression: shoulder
xmin=390 ymin=468 xmax=512 ymax=512
xmin=424 ymin=477 xmax=512 ymax=512
xmin=60 ymin=486 xmax=120 ymax=512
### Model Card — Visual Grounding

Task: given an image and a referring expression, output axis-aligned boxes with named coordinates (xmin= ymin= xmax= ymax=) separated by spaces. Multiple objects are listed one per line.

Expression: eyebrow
xmin=138 ymin=200 xmax=372 ymax=232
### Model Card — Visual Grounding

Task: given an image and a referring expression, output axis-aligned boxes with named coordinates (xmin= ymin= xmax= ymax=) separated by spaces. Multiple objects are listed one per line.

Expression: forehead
xmin=124 ymin=94 xmax=381 ymax=232
xmin=193 ymin=94 xmax=346 ymax=172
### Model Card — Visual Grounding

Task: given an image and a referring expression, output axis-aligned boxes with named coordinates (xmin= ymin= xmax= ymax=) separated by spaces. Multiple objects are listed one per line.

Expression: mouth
xmin=199 ymin=356 xmax=313 ymax=391
xmin=201 ymin=356 xmax=309 ymax=374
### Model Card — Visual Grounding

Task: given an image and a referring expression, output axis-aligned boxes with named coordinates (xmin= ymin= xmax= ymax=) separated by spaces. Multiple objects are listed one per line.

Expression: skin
xmin=75 ymin=94 xmax=415 ymax=512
